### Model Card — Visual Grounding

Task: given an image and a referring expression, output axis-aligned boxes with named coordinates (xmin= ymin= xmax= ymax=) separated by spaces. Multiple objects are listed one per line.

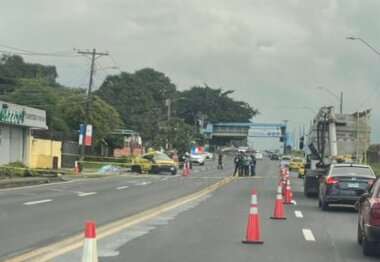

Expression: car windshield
xmin=293 ymin=159 xmax=303 ymax=163
xmin=153 ymin=153 xmax=172 ymax=161
xmin=282 ymin=157 xmax=291 ymax=161
xmin=331 ymin=167 xmax=374 ymax=177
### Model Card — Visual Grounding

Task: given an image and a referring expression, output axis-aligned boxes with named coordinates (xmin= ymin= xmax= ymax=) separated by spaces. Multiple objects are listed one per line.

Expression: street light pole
xmin=317 ymin=86 xmax=343 ymax=114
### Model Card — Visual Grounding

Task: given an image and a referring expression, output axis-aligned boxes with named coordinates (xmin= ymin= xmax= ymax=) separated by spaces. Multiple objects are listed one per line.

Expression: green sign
xmin=0 ymin=108 xmax=25 ymax=125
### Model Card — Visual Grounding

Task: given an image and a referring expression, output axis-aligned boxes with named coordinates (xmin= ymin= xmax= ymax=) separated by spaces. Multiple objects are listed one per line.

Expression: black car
xmin=270 ymin=154 xmax=279 ymax=160
xmin=357 ymin=177 xmax=380 ymax=256
xmin=319 ymin=164 xmax=376 ymax=210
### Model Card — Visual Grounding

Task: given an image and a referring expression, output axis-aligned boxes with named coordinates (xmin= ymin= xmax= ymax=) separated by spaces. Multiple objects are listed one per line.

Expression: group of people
xmin=233 ymin=152 xmax=257 ymax=176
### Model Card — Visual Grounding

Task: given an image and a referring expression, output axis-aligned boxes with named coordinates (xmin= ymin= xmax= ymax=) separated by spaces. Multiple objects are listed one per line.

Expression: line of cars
xmin=301 ymin=160 xmax=380 ymax=256
xmin=316 ymin=163 xmax=379 ymax=256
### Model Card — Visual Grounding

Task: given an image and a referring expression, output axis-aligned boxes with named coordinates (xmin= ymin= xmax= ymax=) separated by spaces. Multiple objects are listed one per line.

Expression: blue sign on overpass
xmin=201 ymin=122 xmax=290 ymax=147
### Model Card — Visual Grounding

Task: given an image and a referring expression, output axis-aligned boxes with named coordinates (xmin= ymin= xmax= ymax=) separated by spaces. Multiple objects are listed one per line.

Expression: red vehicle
xmin=357 ymin=177 xmax=380 ymax=256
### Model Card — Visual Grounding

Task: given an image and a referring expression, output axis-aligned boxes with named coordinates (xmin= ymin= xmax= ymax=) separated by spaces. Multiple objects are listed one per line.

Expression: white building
xmin=0 ymin=100 xmax=47 ymax=165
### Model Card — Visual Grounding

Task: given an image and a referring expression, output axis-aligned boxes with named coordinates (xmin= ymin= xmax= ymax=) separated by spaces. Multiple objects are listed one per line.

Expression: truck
xmin=303 ymin=106 xmax=371 ymax=197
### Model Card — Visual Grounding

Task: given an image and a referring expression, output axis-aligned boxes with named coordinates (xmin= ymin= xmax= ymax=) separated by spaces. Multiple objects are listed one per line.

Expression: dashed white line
xmin=302 ymin=229 xmax=316 ymax=241
xmin=294 ymin=210 xmax=303 ymax=218
xmin=24 ymin=199 xmax=53 ymax=206
xmin=116 ymin=186 xmax=129 ymax=190
xmin=78 ymin=192 xmax=97 ymax=197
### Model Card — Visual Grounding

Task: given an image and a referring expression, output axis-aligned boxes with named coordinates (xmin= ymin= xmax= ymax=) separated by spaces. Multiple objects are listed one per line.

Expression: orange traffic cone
xmin=74 ymin=161 xmax=80 ymax=175
xmin=271 ymin=183 xmax=287 ymax=220
xmin=82 ymin=221 xmax=98 ymax=262
xmin=242 ymin=189 xmax=264 ymax=244
xmin=283 ymin=178 xmax=294 ymax=205
xmin=182 ymin=161 xmax=190 ymax=176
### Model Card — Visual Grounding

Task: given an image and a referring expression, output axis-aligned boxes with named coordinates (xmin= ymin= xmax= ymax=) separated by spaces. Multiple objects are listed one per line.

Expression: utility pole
xmin=76 ymin=49 xmax=109 ymax=159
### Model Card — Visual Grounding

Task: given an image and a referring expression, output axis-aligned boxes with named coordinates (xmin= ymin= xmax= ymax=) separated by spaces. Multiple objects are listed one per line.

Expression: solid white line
xmin=116 ymin=186 xmax=129 ymax=190
xmin=302 ymin=229 xmax=316 ymax=241
xmin=78 ymin=192 xmax=97 ymax=197
xmin=24 ymin=199 xmax=53 ymax=206
xmin=294 ymin=210 xmax=303 ymax=218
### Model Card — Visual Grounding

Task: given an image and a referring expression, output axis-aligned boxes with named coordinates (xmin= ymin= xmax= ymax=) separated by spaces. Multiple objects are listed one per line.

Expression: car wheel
xmin=171 ymin=169 xmax=177 ymax=175
xmin=200 ymin=162 xmax=205 ymax=166
xmin=357 ymin=222 xmax=363 ymax=245
xmin=362 ymin=239 xmax=375 ymax=256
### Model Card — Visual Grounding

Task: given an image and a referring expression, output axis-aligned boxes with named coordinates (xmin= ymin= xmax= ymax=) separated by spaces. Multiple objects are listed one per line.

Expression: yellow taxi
xmin=289 ymin=157 xmax=305 ymax=172
xmin=131 ymin=151 xmax=178 ymax=175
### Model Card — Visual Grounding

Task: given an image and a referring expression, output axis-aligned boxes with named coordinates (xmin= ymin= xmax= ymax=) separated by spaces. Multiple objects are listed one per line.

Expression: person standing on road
xmin=241 ymin=154 xmax=250 ymax=176
xmin=233 ymin=152 xmax=242 ymax=176
xmin=217 ymin=152 xmax=223 ymax=169
xmin=250 ymin=154 xmax=257 ymax=176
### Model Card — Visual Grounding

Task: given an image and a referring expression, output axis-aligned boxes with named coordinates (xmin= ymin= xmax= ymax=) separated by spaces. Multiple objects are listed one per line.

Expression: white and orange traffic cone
xmin=283 ymin=178 xmax=294 ymax=205
xmin=271 ymin=183 xmax=287 ymax=220
xmin=74 ymin=161 xmax=80 ymax=175
xmin=82 ymin=221 xmax=98 ymax=262
xmin=182 ymin=160 xmax=191 ymax=176
xmin=242 ymin=189 xmax=264 ymax=244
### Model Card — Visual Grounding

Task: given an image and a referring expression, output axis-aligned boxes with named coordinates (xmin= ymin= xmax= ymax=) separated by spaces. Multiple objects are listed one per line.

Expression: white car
xmin=190 ymin=153 xmax=206 ymax=165
xmin=203 ymin=152 xmax=213 ymax=159
xmin=255 ymin=151 xmax=263 ymax=160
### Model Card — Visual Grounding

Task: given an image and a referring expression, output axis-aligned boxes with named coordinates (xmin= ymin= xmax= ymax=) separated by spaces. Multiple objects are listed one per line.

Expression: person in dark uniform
xmin=233 ymin=152 xmax=242 ymax=176
xmin=217 ymin=152 xmax=223 ymax=169
xmin=250 ymin=154 xmax=257 ymax=176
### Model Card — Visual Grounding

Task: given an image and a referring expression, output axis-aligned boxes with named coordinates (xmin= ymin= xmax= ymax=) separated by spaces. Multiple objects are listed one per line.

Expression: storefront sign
xmin=0 ymin=100 xmax=47 ymax=129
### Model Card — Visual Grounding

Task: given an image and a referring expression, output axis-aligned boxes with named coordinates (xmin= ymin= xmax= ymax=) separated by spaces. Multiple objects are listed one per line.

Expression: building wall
xmin=28 ymin=137 xmax=62 ymax=169
xmin=0 ymin=124 xmax=28 ymax=165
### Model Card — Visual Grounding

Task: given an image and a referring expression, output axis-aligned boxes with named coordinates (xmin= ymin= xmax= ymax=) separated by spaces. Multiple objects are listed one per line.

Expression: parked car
xmin=255 ymin=151 xmax=263 ymax=160
xmin=190 ymin=153 xmax=206 ymax=165
xmin=357 ymin=177 xmax=380 ymax=256
xmin=203 ymin=152 xmax=213 ymax=159
xmin=270 ymin=153 xmax=280 ymax=160
xmin=319 ymin=164 xmax=376 ymax=211
xmin=131 ymin=151 xmax=178 ymax=175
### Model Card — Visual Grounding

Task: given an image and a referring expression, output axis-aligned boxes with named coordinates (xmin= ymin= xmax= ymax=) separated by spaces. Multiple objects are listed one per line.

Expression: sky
xmin=1 ymin=0 xmax=380 ymax=149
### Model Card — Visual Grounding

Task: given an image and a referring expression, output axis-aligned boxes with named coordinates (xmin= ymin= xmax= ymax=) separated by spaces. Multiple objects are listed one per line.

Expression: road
xmin=0 ymin=159 xmax=231 ymax=261
xmin=1 ymin=159 xmax=379 ymax=261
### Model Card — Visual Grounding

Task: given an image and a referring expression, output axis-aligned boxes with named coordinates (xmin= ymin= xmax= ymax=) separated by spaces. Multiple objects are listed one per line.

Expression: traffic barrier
xmin=283 ymin=178 xmax=294 ymax=205
xmin=270 ymin=183 xmax=287 ymax=220
xmin=81 ymin=221 xmax=98 ymax=262
xmin=242 ymin=189 xmax=264 ymax=244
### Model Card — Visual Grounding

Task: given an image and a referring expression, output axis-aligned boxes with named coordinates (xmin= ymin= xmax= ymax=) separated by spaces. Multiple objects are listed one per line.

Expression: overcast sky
xmin=1 ymin=0 xmax=380 ymax=148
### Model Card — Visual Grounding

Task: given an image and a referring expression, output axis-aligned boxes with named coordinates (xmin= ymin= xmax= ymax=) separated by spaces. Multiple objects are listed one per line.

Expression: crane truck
xmin=303 ymin=106 xmax=371 ymax=197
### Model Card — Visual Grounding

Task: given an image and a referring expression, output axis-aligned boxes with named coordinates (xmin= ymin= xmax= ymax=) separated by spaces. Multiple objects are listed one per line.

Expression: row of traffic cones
xmin=242 ymin=166 xmax=294 ymax=244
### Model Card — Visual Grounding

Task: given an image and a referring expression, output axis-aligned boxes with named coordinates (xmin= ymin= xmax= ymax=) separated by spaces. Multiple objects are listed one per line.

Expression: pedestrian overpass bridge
xmin=201 ymin=122 xmax=288 ymax=147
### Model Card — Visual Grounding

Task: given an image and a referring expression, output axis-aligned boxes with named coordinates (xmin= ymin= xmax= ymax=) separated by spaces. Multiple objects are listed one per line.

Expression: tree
xmin=176 ymin=85 xmax=258 ymax=125
xmin=96 ymin=68 xmax=177 ymax=144
xmin=0 ymin=55 xmax=58 ymax=95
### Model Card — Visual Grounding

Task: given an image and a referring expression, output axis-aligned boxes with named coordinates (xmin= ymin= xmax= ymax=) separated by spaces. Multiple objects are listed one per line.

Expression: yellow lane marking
xmin=4 ymin=176 xmax=236 ymax=262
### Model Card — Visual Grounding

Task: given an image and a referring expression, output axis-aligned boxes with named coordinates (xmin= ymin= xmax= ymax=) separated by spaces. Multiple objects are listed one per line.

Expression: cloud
xmin=1 ymin=0 xmax=380 ymax=144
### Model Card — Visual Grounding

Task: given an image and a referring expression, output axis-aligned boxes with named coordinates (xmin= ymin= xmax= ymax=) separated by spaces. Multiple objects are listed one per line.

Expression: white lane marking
xmin=294 ymin=210 xmax=303 ymax=218
xmin=24 ymin=199 xmax=53 ymax=206
xmin=116 ymin=186 xmax=129 ymax=190
xmin=302 ymin=229 xmax=316 ymax=241
xmin=78 ymin=192 xmax=97 ymax=197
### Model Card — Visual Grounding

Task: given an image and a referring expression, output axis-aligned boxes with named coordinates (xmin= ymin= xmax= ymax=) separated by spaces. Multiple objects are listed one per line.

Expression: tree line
xmin=0 ymin=55 xmax=258 ymax=154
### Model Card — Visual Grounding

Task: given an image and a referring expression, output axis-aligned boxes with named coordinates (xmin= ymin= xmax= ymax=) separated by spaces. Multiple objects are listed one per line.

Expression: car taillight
xmin=326 ymin=176 xmax=338 ymax=185
xmin=370 ymin=202 xmax=380 ymax=226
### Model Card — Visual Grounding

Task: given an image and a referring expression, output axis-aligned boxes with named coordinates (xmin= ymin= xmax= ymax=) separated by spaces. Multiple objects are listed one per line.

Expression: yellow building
xmin=28 ymin=137 xmax=62 ymax=169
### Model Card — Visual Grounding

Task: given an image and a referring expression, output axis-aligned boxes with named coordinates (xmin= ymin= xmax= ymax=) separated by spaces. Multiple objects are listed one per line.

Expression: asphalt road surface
xmin=0 ymin=159 xmax=232 ymax=261
xmin=2 ymin=158 xmax=379 ymax=261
